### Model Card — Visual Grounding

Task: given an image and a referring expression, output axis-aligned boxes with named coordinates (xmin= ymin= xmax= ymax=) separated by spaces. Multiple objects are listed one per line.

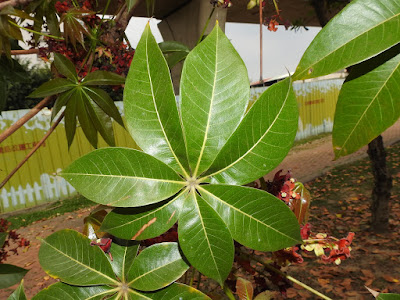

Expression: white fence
xmin=1 ymin=172 xmax=76 ymax=212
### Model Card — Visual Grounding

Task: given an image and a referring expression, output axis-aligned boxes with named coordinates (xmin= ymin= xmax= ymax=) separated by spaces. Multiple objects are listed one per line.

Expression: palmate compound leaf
xmin=180 ymin=22 xmax=250 ymax=177
xmin=333 ymin=44 xmax=400 ymax=158
xmin=38 ymin=229 xmax=117 ymax=286
xmin=65 ymin=23 xmax=301 ymax=286
xmin=204 ymin=78 xmax=298 ymax=185
xmin=62 ymin=147 xmax=185 ymax=207
xmin=293 ymin=0 xmax=400 ymax=80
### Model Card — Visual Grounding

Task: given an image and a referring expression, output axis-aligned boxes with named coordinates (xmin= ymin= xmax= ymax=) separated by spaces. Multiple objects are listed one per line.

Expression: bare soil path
xmin=1 ymin=120 xmax=399 ymax=299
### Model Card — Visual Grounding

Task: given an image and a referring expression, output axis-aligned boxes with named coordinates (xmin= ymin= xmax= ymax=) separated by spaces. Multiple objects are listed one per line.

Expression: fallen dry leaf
xmin=382 ymin=274 xmax=399 ymax=283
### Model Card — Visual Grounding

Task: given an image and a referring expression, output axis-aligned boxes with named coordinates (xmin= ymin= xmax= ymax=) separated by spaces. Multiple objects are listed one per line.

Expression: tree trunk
xmin=367 ymin=135 xmax=392 ymax=232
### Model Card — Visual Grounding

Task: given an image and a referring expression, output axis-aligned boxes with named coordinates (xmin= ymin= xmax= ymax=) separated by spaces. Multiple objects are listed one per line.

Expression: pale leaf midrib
xmin=41 ymin=239 xmax=117 ymax=284
xmin=192 ymin=191 xmax=223 ymax=282
xmin=205 ymin=82 xmax=292 ymax=179
xmin=193 ymin=30 xmax=219 ymax=177
xmin=199 ymin=187 xmax=299 ymax=243
xmin=296 ymin=10 xmax=400 ymax=79
xmin=336 ymin=59 xmax=400 ymax=156
xmin=63 ymin=172 xmax=186 ymax=185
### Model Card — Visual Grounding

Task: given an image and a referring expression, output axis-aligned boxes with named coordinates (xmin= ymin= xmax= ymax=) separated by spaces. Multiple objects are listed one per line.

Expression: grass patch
xmin=5 ymin=195 xmax=95 ymax=230
xmin=293 ymin=132 xmax=331 ymax=147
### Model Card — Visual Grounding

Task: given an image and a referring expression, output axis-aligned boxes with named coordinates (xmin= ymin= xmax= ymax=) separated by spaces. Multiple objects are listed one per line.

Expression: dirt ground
xmin=1 ymin=120 xmax=400 ymax=299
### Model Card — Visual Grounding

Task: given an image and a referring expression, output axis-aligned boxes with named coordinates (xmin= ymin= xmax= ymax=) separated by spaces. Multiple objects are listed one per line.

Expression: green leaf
xmin=102 ymin=192 xmax=184 ymax=240
xmin=0 ymin=231 xmax=7 ymax=247
xmin=0 ymin=264 xmax=28 ymax=289
xmin=124 ymin=23 xmax=189 ymax=175
xmin=236 ymin=277 xmax=253 ymax=300
xmin=164 ymin=51 xmax=188 ymax=69
xmin=62 ymin=147 xmax=185 ymax=207
xmin=82 ymin=71 xmax=125 ymax=86
xmin=75 ymin=89 xmax=98 ymax=148
xmin=200 ymin=185 xmax=302 ymax=251
xmin=82 ymin=86 xmax=124 ymax=127
xmin=60 ymin=8 xmax=93 ymax=48
xmin=39 ymin=229 xmax=117 ymax=285
xmin=178 ymin=191 xmax=234 ymax=284
xmin=159 ymin=41 xmax=190 ymax=68
xmin=377 ymin=294 xmax=400 ymax=300
xmin=205 ymin=78 xmax=298 ymax=185
xmin=180 ymin=23 xmax=250 ymax=177
xmin=51 ymin=89 xmax=73 ymax=122
xmin=28 ymin=78 xmax=75 ymax=98
xmin=293 ymin=0 xmax=400 ymax=80
xmin=32 ymin=282 xmax=114 ymax=300
xmin=128 ymin=290 xmax=153 ymax=299
xmin=54 ymin=53 xmax=78 ymax=82
xmin=333 ymin=44 xmax=400 ymax=158
xmin=64 ymin=94 xmax=78 ymax=148
xmin=7 ymin=280 xmax=26 ymax=300
xmin=159 ymin=41 xmax=190 ymax=54
xmin=127 ymin=242 xmax=189 ymax=291
xmin=145 ymin=283 xmax=211 ymax=299
xmin=84 ymin=95 xmax=115 ymax=147
xmin=108 ymin=238 xmax=139 ymax=281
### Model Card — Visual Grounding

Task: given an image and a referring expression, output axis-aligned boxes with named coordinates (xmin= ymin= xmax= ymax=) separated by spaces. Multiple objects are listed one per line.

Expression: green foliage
xmin=294 ymin=0 xmax=400 ymax=158
xmin=333 ymin=44 xmax=400 ymax=157
xmin=34 ymin=230 xmax=205 ymax=299
xmin=6 ymin=280 xmax=26 ymax=300
xmin=29 ymin=53 xmax=125 ymax=148
xmin=62 ymin=23 xmax=301 ymax=287
xmin=293 ymin=0 xmax=400 ymax=80
xmin=0 ymin=264 xmax=28 ymax=289
xmin=158 ymin=41 xmax=190 ymax=68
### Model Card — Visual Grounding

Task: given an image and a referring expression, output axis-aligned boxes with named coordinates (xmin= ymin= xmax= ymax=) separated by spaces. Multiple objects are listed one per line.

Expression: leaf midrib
xmin=295 ymin=10 xmax=400 ymax=79
xmin=199 ymin=187 xmax=300 ymax=243
xmin=336 ymin=59 xmax=400 ymax=157
xmin=193 ymin=29 xmax=219 ymax=177
xmin=144 ymin=30 xmax=189 ymax=178
xmin=63 ymin=172 xmax=186 ymax=185
xmin=192 ymin=191 xmax=223 ymax=283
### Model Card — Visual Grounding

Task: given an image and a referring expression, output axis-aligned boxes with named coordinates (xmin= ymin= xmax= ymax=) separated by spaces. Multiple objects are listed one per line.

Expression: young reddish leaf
xmin=236 ymin=277 xmax=254 ymax=300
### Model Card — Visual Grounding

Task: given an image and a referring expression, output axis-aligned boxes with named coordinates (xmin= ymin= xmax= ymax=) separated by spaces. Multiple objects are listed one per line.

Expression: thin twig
xmin=196 ymin=7 xmax=215 ymax=46
xmin=0 ymin=96 xmax=55 ymax=144
xmin=242 ymin=252 xmax=333 ymax=300
xmin=0 ymin=112 xmax=64 ymax=189
xmin=0 ymin=0 xmax=34 ymax=10
xmin=10 ymin=49 xmax=39 ymax=55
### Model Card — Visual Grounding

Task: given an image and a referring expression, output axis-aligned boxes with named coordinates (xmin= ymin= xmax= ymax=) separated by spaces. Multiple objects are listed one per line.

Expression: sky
xmin=125 ymin=17 xmax=321 ymax=82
